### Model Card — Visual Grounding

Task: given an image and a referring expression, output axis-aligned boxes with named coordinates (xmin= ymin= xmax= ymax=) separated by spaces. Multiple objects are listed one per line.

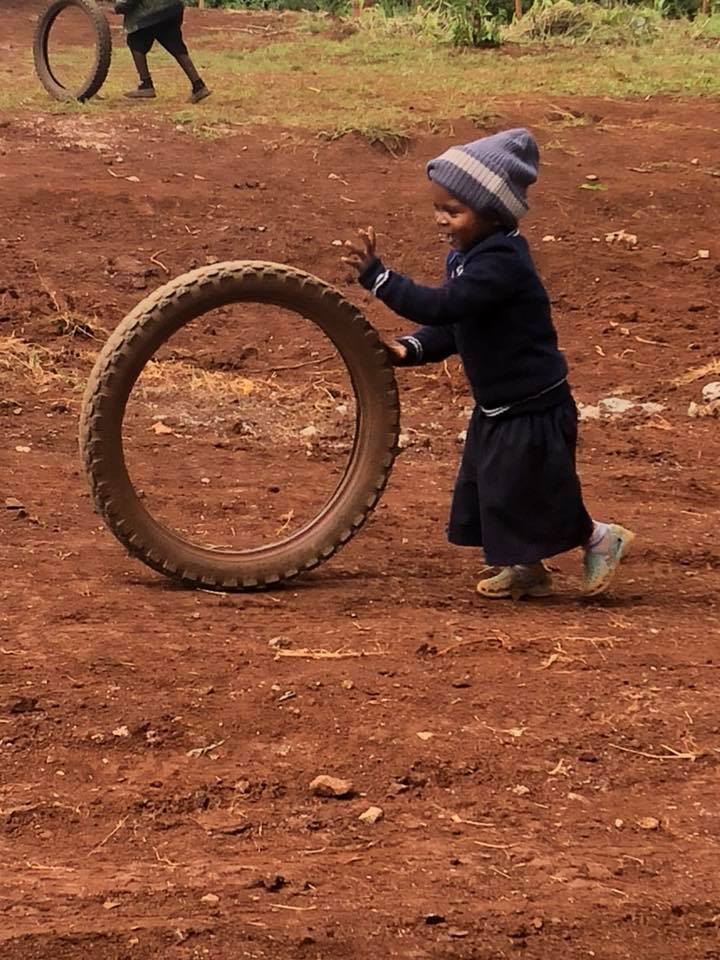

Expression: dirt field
xmin=2 ymin=4 xmax=720 ymax=959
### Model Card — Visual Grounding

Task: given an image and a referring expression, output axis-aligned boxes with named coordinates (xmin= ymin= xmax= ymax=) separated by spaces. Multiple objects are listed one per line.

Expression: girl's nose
xmin=434 ymin=211 xmax=449 ymax=227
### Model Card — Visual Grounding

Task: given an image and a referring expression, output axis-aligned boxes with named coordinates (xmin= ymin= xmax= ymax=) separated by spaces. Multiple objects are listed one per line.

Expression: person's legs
xmin=155 ymin=13 xmax=211 ymax=102
xmin=473 ymin=401 xmax=592 ymax=600
xmin=126 ymin=29 xmax=156 ymax=99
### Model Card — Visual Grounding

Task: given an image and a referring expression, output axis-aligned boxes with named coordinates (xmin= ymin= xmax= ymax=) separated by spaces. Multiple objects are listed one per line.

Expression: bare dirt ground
xmin=2 ymin=4 xmax=720 ymax=959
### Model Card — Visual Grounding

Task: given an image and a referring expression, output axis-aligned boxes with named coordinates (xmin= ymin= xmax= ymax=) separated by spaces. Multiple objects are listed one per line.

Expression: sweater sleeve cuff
xmin=358 ymin=258 xmax=391 ymax=296
xmin=395 ymin=335 xmax=424 ymax=366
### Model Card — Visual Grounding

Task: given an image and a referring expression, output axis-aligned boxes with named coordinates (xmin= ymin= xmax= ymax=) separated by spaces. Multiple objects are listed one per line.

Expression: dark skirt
xmin=448 ymin=398 xmax=594 ymax=566
xmin=127 ymin=9 xmax=187 ymax=57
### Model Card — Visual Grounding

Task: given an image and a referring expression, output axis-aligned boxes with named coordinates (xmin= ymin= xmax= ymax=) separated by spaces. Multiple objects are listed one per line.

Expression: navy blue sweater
xmin=358 ymin=230 xmax=569 ymax=415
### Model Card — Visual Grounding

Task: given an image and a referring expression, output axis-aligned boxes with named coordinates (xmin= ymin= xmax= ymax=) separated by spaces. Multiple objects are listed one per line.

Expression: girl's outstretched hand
xmin=342 ymin=226 xmax=377 ymax=273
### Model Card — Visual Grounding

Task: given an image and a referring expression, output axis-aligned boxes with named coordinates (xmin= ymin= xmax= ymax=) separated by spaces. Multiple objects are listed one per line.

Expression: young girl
xmin=344 ymin=129 xmax=634 ymax=599
xmin=114 ymin=0 xmax=211 ymax=103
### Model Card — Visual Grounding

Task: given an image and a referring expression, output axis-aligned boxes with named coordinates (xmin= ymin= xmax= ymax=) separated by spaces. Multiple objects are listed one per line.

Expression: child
xmin=114 ymin=0 xmax=211 ymax=103
xmin=343 ymin=129 xmax=634 ymax=599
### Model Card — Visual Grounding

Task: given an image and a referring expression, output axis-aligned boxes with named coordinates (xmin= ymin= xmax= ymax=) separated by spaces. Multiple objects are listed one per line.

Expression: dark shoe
xmin=189 ymin=85 xmax=212 ymax=104
xmin=124 ymin=86 xmax=156 ymax=100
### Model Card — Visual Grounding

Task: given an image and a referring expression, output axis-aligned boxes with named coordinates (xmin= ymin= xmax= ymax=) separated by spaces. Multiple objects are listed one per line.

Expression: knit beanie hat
xmin=426 ymin=128 xmax=539 ymax=225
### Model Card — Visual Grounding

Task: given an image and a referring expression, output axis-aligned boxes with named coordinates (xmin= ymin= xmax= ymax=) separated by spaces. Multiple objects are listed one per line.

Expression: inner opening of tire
xmin=122 ymin=301 xmax=359 ymax=553
xmin=43 ymin=4 xmax=99 ymax=97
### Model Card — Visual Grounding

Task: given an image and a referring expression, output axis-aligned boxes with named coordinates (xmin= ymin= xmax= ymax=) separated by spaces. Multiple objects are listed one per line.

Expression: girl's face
xmin=430 ymin=181 xmax=500 ymax=252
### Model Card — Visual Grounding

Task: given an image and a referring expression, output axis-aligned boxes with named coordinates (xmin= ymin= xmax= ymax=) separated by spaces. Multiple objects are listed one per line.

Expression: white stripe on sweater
xmin=371 ymin=269 xmax=391 ymax=296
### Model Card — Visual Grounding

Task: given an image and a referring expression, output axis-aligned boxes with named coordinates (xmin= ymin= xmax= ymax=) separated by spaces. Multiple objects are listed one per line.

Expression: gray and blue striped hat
xmin=426 ymin=128 xmax=539 ymax=225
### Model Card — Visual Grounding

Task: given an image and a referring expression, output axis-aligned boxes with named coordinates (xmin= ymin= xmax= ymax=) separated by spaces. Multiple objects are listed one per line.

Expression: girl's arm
xmin=392 ymin=326 xmax=457 ymax=366
xmin=344 ymin=226 xmax=514 ymax=329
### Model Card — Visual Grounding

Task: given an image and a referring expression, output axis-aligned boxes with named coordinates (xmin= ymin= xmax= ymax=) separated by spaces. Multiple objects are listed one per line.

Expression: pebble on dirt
xmin=9 ymin=697 xmax=39 ymax=714
xmin=309 ymin=775 xmax=354 ymax=798
xmin=200 ymin=893 xmax=220 ymax=904
xmin=358 ymin=806 xmax=384 ymax=825
xmin=701 ymin=382 xmax=720 ymax=403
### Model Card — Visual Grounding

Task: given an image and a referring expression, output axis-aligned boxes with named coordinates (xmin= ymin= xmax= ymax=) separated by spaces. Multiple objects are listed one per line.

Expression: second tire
xmin=33 ymin=0 xmax=112 ymax=102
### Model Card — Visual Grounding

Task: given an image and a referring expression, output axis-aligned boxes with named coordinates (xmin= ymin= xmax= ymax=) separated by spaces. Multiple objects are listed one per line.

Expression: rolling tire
xmin=79 ymin=261 xmax=401 ymax=591
xmin=33 ymin=0 xmax=112 ymax=102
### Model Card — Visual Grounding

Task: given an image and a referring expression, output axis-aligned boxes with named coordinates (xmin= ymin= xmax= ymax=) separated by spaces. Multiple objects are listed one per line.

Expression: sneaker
xmin=476 ymin=564 xmax=553 ymax=600
xmin=189 ymin=85 xmax=212 ymax=104
xmin=124 ymin=86 xmax=156 ymax=100
xmin=582 ymin=524 xmax=635 ymax=597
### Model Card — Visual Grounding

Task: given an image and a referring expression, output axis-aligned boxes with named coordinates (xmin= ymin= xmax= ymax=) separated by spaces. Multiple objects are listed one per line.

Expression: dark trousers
xmin=448 ymin=398 xmax=594 ymax=566
xmin=127 ymin=11 xmax=188 ymax=58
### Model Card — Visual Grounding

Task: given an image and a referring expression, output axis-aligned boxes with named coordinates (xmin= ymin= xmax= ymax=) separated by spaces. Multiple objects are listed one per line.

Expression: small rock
xmin=637 ymin=816 xmax=660 ymax=831
xmin=599 ymin=396 xmax=635 ymax=415
xmin=578 ymin=751 xmax=598 ymax=763
xmin=102 ymin=899 xmax=121 ymax=910
xmin=688 ymin=399 xmax=720 ymax=418
xmin=5 ymin=497 xmax=25 ymax=510
xmin=113 ymin=254 xmax=144 ymax=274
xmin=112 ymin=725 xmax=130 ymax=738
xmin=605 ymin=229 xmax=638 ymax=249
xmin=358 ymin=805 xmax=384 ymax=825
xmin=300 ymin=425 xmax=318 ymax=439
xmin=456 ymin=429 xmax=467 ymax=443
xmin=341 ymin=678 xmax=354 ymax=690
xmin=701 ymin=382 xmax=720 ymax=403
xmin=614 ymin=818 xmax=625 ymax=830
xmin=268 ymin=636 xmax=291 ymax=650
xmin=585 ymin=174 xmax=599 ymax=182
xmin=448 ymin=927 xmax=470 ymax=938
xmin=9 ymin=697 xmax=39 ymax=714
xmin=416 ymin=731 xmax=434 ymax=741
xmin=512 ymin=784 xmax=531 ymax=796
xmin=577 ymin=403 xmax=601 ymax=421
xmin=260 ymin=874 xmax=286 ymax=892
xmin=309 ymin=775 xmax=354 ymax=798
xmin=200 ymin=893 xmax=220 ymax=904
xmin=697 ymin=249 xmax=710 ymax=259
xmin=584 ymin=862 xmax=613 ymax=881
xmin=424 ymin=913 xmax=446 ymax=925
